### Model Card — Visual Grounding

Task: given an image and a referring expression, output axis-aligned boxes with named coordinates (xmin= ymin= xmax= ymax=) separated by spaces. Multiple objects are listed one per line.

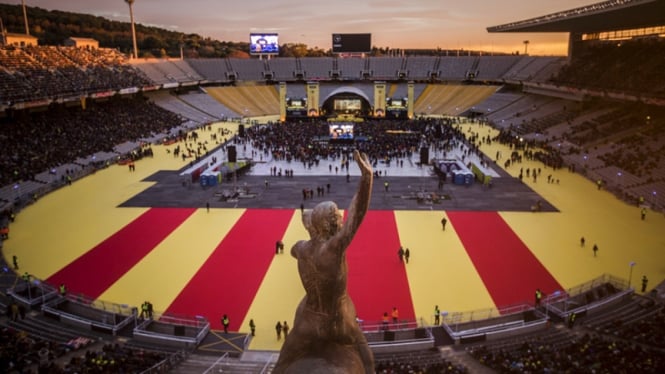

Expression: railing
xmin=155 ymin=312 xmax=209 ymax=329
xmin=202 ymin=352 xmax=229 ymax=374
xmin=543 ymin=273 xmax=633 ymax=317
xmin=555 ymin=273 xmax=628 ymax=300
xmin=442 ymin=302 xmax=533 ymax=326
xmin=140 ymin=350 xmax=189 ymax=374
xmin=358 ymin=318 xmax=420 ymax=333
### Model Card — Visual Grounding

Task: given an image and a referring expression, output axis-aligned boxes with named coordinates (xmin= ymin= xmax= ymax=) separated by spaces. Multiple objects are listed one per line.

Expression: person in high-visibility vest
xmin=59 ymin=283 xmax=67 ymax=297
xmin=568 ymin=312 xmax=577 ymax=328
xmin=140 ymin=301 xmax=149 ymax=319
xmin=222 ymin=314 xmax=230 ymax=333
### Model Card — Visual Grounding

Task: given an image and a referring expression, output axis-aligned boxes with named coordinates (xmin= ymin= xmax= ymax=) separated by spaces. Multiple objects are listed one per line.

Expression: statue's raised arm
xmin=333 ymin=150 xmax=373 ymax=251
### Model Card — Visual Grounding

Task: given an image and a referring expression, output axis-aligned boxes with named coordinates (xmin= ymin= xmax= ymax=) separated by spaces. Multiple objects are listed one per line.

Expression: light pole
xmin=21 ymin=0 xmax=29 ymax=35
xmin=523 ymin=40 xmax=530 ymax=55
xmin=628 ymin=261 xmax=636 ymax=288
xmin=125 ymin=0 xmax=139 ymax=59
xmin=0 ymin=17 xmax=5 ymax=45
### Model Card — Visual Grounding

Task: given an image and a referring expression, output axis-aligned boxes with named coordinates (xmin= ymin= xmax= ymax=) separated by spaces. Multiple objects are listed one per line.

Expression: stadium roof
xmin=487 ymin=0 xmax=665 ymax=33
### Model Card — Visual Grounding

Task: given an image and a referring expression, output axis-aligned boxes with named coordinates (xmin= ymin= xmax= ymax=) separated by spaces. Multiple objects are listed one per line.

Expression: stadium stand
xmin=554 ymin=38 xmax=665 ymax=96
xmin=369 ymin=56 xmax=403 ymax=80
xmin=0 ymin=45 xmax=151 ymax=105
xmin=414 ymin=84 xmax=499 ymax=116
xmin=298 ymin=56 xmax=333 ymax=79
xmin=501 ymin=56 xmax=564 ymax=83
xmin=205 ymin=85 xmax=279 ymax=116
xmin=178 ymin=90 xmax=239 ymax=119
xmin=148 ymin=90 xmax=220 ymax=124
xmin=227 ymin=58 xmax=266 ymax=81
xmin=186 ymin=58 xmax=231 ymax=83
xmin=438 ymin=56 xmax=476 ymax=81
xmin=0 ymin=95 xmax=183 ymax=187
xmin=1 ymin=7 xmax=665 ymax=367
xmin=338 ymin=57 xmax=365 ymax=80
xmin=266 ymin=57 xmax=297 ymax=81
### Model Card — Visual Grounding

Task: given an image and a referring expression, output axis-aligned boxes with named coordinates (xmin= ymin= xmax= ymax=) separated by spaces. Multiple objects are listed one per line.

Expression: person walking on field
xmin=282 ymin=321 xmax=290 ymax=337
xmin=441 ymin=217 xmax=447 ymax=231
xmin=275 ymin=321 xmax=283 ymax=340
xmin=249 ymin=319 xmax=256 ymax=336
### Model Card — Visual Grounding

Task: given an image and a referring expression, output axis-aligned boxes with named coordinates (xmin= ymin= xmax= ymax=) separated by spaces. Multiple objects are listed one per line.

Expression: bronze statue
xmin=274 ymin=150 xmax=374 ymax=373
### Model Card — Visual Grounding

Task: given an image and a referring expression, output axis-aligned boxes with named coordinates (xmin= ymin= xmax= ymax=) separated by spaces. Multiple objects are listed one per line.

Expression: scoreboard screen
xmin=250 ymin=33 xmax=279 ymax=55
xmin=332 ymin=33 xmax=371 ymax=53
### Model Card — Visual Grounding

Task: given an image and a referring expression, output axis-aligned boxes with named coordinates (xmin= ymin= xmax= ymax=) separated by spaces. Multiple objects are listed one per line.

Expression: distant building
xmin=4 ymin=33 xmax=38 ymax=47
xmin=64 ymin=37 xmax=99 ymax=49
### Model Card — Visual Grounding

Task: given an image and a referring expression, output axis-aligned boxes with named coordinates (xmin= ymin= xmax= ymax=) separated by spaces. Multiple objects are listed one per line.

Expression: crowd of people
xmin=0 ymin=45 xmax=152 ymax=105
xmin=0 ymin=325 xmax=171 ymax=373
xmin=241 ymin=117 xmax=485 ymax=172
xmin=605 ymin=307 xmax=665 ymax=349
xmin=0 ymin=96 xmax=183 ymax=186
xmin=375 ymin=355 xmax=468 ymax=374
xmin=468 ymin=331 xmax=665 ymax=373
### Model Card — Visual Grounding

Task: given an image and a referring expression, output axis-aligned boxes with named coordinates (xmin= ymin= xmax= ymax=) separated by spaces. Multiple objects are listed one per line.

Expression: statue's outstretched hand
xmin=354 ymin=150 xmax=372 ymax=176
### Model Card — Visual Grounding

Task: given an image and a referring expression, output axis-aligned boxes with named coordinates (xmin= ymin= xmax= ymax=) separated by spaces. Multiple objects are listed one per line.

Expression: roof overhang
xmin=324 ymin=86 xmax=371 ymax=103
xmin=487 ymin=0 xmax=665 ymax=33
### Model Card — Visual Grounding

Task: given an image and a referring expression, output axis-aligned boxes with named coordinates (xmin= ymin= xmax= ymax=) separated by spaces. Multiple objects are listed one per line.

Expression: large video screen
xmin=250 ymin=33 xmax=279 ymax=55
xmin=332 ymin=33 xmax=371 ymax=53
xmin=334 ymin=99 xmax=362 ymax=111
xmin=329 ymin=123 xmax=354 ymax=140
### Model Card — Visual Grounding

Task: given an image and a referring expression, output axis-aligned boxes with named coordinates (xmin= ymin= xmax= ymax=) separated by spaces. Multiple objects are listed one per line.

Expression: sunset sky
xmin=12 ymin=0 xmax=599 ymax=55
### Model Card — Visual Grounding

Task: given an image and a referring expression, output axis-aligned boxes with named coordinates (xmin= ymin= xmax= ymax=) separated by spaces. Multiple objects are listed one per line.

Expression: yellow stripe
xmin=394 ymin=210 xmax=494 ymax=323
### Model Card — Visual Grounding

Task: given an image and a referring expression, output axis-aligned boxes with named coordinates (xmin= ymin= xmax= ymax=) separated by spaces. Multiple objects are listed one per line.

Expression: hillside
xmin=0 ymin=3 xmax=247 ymax=58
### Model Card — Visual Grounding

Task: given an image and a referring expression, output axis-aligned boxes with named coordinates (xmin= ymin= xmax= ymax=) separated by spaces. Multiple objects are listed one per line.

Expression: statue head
xmin=303 ymin=201 xmax=342 ymax=239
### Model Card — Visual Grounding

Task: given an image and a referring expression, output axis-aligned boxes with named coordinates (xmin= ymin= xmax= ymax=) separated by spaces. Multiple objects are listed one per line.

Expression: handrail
xmin=202 ymin=352 xmax=229 ymax=374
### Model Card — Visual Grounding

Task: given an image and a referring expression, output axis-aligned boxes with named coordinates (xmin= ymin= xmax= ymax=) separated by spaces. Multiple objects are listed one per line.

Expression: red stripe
xmin=347 ymin=210 xmax=415 ymax=324
xmin=165 ymin=209 xmax=294 ymax=330
xmin=447 ymin=211 xmax=562 ymax=308
xmin=47 ymin=208 xmax=196 ymax=299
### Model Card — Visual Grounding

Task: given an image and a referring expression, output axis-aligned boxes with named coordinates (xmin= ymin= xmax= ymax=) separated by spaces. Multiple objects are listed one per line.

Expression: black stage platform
xmin=120 ymin=164 xmax=557 ymax=213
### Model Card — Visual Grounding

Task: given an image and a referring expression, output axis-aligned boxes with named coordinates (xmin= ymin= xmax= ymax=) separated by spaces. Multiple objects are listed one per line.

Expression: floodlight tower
xmin=21 ymin=0 xmax=30 ymax=35
xmin=523 ymin=40 xmax=530 ymax=55
xmin=125 ymin=0 xmax=139 ymax=59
